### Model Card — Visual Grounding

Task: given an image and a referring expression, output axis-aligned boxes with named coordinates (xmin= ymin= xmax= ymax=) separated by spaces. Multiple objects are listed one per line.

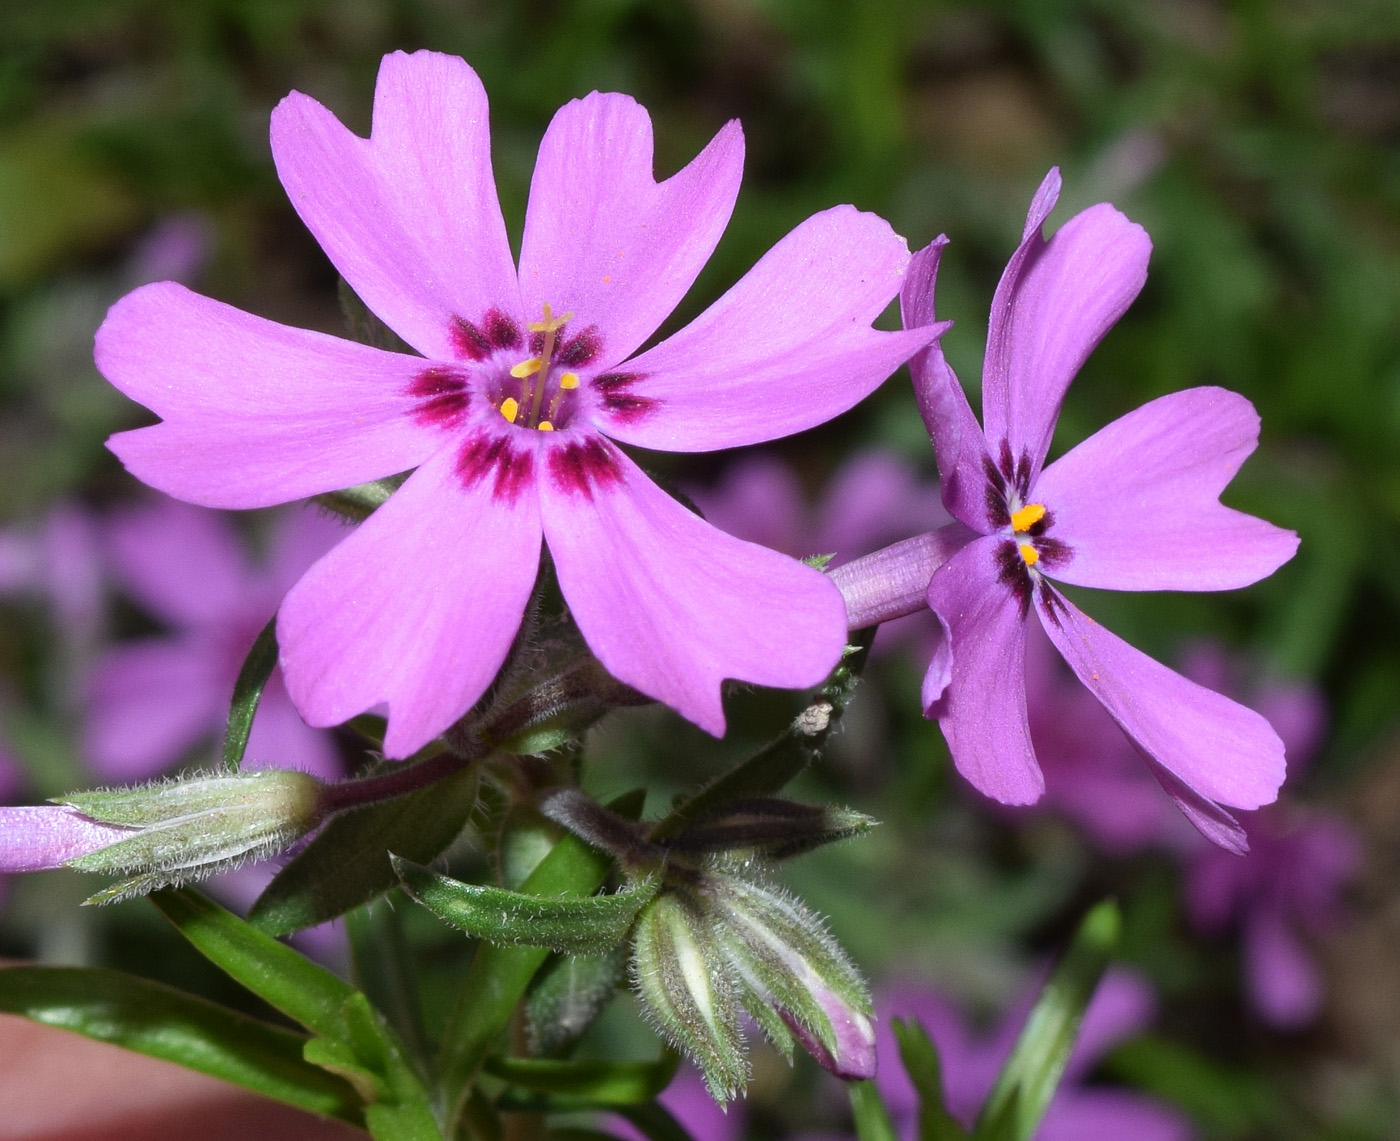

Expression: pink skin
xmin=901 ymin=168 xmax=1298 ymax=852
xmin=98 ymin=50 xmax=946 ymax=758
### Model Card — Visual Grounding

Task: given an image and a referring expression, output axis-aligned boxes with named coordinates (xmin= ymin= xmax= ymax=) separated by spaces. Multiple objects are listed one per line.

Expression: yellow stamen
xmin=510 ymin=358 xmax=542 ymax=378
xmin=1010 ymin=503 xmax=1046 ymax=533
xmin=499 ymin=397 xmax=519 ymax=423
xmin=526 ymin=303 xmax=574 ymax=334
xmin=1019 ymin=543 xmax=1040 ymax=567
xmin=539 ymin=421 xmax=555 ymax=432
xmin=560 ymin=372 xmax=580 ymax=390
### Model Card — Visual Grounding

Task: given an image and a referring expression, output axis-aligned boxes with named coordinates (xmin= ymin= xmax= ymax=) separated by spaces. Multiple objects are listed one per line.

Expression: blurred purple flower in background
xmin=84 ymin=499 xmax=344 ymax=781
xmin=1176 ymin=644 xmax=1359 ymax=1030
xmin=609 ymin=1066 xmax=744 ymax=1141
xmin=901 ymin=167 xmax=1298 ymax=852
xmin=877 ymin=971 xmax=1192 ymax=1141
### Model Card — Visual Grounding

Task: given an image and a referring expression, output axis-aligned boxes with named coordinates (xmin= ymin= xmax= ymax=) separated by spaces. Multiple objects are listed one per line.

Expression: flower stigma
xmin=495 ymin=303 xmax=577 ymax=430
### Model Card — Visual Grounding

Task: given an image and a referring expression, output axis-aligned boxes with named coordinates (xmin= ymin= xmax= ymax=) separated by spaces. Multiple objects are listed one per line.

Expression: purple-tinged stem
xmin=318 ymin=746 xmax=482 ymax=814
xmin=829 ymin=522 xmax=975 ymax=630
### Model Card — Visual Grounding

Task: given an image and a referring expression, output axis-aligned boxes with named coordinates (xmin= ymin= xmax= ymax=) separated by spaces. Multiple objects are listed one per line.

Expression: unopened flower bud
xmin=630 ymin=891 xmax=748 ymax=1102
xmin=709 ymin=873 xmax=876 ymax=1080
xmin=1 ymin=768 xmax=325 ymax=903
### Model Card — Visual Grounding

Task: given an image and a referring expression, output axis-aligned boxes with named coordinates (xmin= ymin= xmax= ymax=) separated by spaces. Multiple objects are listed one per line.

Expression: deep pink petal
xmin=1064 ymin=970 xmax=1155 ymax=1080
xmin=278 ymin=441 xmax=542 ymax=759
xmin=100 ymin=283 xmax=443 ymax=508
xmin=901 ymin=236 xmax=994 ymax=531
xmin=983 ymin=172 xmax=1151 ymax=483
xmin=1243 ymin=907 xmax=1321 ymax=1029
xmin=270 ymin=50 xmax=520 ymax=359
xmin=1034 ymin=388 xmax=1298 ymax=591
xmin=0 ymin=807 xmax=134 ymax=873
xmin=105 ymin=500 xmax=250 ymax=628
xmin=518 ymin=94 xmax=742 ymax=366
xmin=84 ymin=639 xmax=227 ymax=781
xmin=243 ymin=678 xmax=343 ymax=781
xmin=1037 ymin=592 xmax=1286 ymax=819
xmin=539 ymin=442 xmax=846 ymax=735
xmin=603 ymin=207 xmax=936 ymax=450
xmin=924 ymin=536 xmax=1042 ymax=804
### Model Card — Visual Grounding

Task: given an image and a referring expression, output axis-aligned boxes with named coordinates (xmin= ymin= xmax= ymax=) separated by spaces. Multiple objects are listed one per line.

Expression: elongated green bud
xmin=58 ymin=768 xmax=325 ymax=903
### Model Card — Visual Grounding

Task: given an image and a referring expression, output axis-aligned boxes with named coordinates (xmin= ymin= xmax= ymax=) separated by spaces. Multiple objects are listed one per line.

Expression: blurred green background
xmin=2 ymin=0 xmax=1400 ymax=1137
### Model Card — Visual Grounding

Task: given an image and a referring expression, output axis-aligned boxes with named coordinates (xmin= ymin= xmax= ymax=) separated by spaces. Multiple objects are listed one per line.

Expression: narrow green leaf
xmin=485 ymin=1054 xmax=678 ymax=1105
xmin=892 ymin=1019 xmax=970 ymax=1141
xmin=222 ymin=618 xmax=279 ymax=773
xmin=440 ymin=790 xmax=645 ymax=1135
xmin=395 ymin=859 xmax=657 ymax=953
xmin=0 ymin=966 xmax=361 ymax=1123
xmin=347 ymin=900 xmax=430 ymax=1074
xmin=150 ymin=888 xmax=360 ymax=1041
xmin=850 ymin=1079 xmax=900 ymax=1141
xmin=974 ymin=900 xmax=1121 ymax=1141
xmin=651 ymin=636 xmax=872 ymax=841
xmin=250 ymin=765 xmax=478 ymax=935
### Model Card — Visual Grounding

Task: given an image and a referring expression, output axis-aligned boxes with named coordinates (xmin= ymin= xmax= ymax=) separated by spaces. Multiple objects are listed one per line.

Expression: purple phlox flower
xmin=0 ymin=805 xmax=135 ymax=874
xmin=0 ymin=503 xmax=103 ymax=646
xmin=876 ymin=970 xmax=1193 ymax=1141
xmin=1019 ymin=624 xmax=1198 ymax=855
xmin=84 ymin=498 xmax=344 ymax=782
xmin=123 ymin=213 xmax=212 ymax=290
xmin=608 ymin=1066 xmax=744 ymax=1141
xmin=901 ymin=166 xmax=1299 ymax=852
xmin=1177 ymin=643 xmax=1357 ymax=1029
xmin=97 ymin=50 xmax=943 ymax=759
xmin=692 ymin=448 xmax=948 ymax=569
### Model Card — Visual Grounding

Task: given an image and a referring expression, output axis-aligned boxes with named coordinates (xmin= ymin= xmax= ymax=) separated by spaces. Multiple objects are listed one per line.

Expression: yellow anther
xmin=560 ymin=372 xmax=580 ymax=390
xmin=538 ymin=421 xmax=555 ymax=432
xmin=526 ymin=303 xmax=574 ymax=333
xmin=1019 ymin=543 xmax=1040 ymax=567
xmin=510 ymin=358 xmax=542 ymax=378
xmin=500 ymin=397 xmax=520 ymax=423
xmin=1010 ymin=503 xmax=1046 ymax=533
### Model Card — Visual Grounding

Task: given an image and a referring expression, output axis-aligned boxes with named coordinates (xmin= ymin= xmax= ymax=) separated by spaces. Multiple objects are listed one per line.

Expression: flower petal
xmin=278 ymin=440 xmax=542 ymax=759
xmin=0 ymin=807 xmax=134 ymax=873
xmin=1040 ymin=1091 xmax=1194 ymax=1141
xmin=244 ymin=679 xmax=343 ymax=781
xmin=270 ymin=50 xmax=519 ymax=360
xmin=1244 ymin=907 xmax=1321 ymax=1030
xmin=983 ymin=170 xmax=1151 ymax=484
xmin=84 ymin=639 xmax=227 ymax=781
xmin=1035 ymin=387 xmax=1298 ymax=590
xmin=518 ymin=93 xmax=743 ymax=367
xmin=105 ymin=500 xmax=250 ymax=628
xmin=539 ymin=441 xmax=846 ymax=735
xmin=901 ymin=236 xmax=994 ymax=531
xmin=1037 ymin=590 xmax=1286 ymax=821
xmin=924 ymin=536 xmax=1042 ymax=804
xmin=602 ymin=207 xmax=937 ymax=450
xmin=101 ymin=283 xmax=444 ymax=508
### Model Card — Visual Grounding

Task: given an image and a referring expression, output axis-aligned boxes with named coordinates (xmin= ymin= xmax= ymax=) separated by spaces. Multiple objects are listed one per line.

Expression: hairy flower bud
xmin=0 ymin=768 xmax=326 ymax=903
xmin=629 ymin=862 xmax=875 ymax=1100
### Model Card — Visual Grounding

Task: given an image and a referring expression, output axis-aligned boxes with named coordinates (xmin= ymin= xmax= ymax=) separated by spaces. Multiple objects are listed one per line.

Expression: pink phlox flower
xmin=1177 ymin=644 xmax=1357 ymax=1030
xmin=692 ymin=448 xmax=948 ymax=569
xmin=98 ymin=50 xmax=943 ymax=758
xmin=0 ymin=805 xmax=135 ymax=874
xmin=0 ymin=503 xmax=103 ymax=647
xmin=608 ymin=1066 xmax=744 ymax=1141
xmin=84 ymin=498 xmax=344 ymax=782
xmin=876 ymin=971 xmax=1193 ymax=1141
xmin=900 ymin=167 xmax=1299 ymax=852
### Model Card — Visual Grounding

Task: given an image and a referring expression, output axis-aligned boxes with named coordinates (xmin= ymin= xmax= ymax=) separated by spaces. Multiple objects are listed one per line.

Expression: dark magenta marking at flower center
xmin=451 ymin=308 xmax=522 ymax=361
xmin=1037 ymin=584 xmax=1070 ymax=629
xmin=592 ymin=372 xmax=658 ymax=424
xmin=995 ymin=540 xmax=1032 ymax=619
xmin=557 ymin=325 xmax=601 ymax=368
xmin=548 ymin=437 xmax=623 ymax=500
xmin=457 ymin=433 xmax=534 ymax=503
xmin=408 ymin=366 xmax=471 ymax=428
